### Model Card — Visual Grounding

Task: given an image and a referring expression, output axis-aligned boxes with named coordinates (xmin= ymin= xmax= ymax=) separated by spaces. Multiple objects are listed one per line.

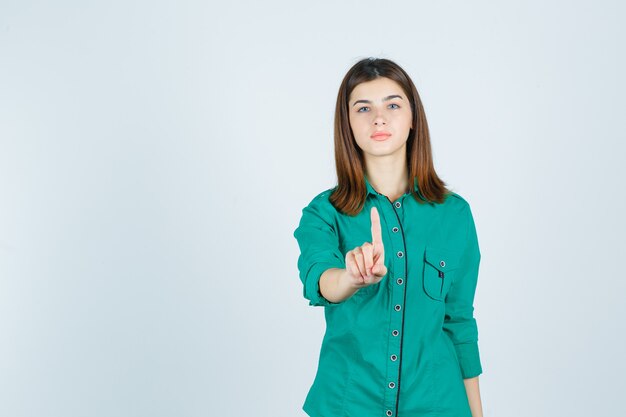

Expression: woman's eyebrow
xmin=352 ymin=95 xmax=404 ymax=107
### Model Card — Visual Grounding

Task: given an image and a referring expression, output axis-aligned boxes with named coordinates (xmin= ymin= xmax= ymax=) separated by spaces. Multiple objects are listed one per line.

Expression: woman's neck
xmin=365 ymin=156 xmax=410 ymax=202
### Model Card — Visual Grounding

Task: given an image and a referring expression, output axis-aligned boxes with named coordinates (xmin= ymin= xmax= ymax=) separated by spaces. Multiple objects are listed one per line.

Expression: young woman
xmin=293 ymin=58 xmax=484 ymax=417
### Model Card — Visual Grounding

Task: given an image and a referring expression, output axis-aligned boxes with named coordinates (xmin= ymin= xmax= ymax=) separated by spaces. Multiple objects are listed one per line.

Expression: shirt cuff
xmin=454 ymin=342 xmax=483 ymax=379
xmin=304 ymin=261 xmax=344 ymax=307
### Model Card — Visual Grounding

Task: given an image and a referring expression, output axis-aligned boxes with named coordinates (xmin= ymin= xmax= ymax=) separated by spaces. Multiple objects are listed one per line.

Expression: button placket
xmin=380 ymin=199 xmax=407 ymax=416
xmin=377 ymin=197 xmax=406 ymax=416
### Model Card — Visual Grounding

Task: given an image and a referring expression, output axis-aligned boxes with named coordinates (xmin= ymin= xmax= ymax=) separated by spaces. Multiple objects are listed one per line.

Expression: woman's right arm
xmin=320 ymin=206 xmax=388 ymax=303
xmin=294 ymin=194 xmax=386 ymax=306
xmin=319 ymin=268 xmax=358 ymax=303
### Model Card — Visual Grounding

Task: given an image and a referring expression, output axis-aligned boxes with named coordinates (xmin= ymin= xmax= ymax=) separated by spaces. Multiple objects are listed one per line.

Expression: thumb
xmin=372 ymin=262 xmax=387 ymax=277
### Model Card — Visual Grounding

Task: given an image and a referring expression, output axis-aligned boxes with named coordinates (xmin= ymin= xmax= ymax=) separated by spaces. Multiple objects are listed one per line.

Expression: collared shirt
xmin=293 ymin=175 xmax=483 ymax=417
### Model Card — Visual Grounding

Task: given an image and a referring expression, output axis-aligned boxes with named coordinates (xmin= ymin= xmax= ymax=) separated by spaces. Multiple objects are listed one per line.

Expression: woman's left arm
xmin=464 ymin=376 xmax=483 ymax=417
xmin=441 ymin=202 xmax=485 ymax=415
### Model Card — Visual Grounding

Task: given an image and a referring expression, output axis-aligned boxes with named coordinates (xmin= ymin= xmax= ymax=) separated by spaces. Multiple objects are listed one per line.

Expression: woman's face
xmin=348 ymin=77 xmax=413 ymax=162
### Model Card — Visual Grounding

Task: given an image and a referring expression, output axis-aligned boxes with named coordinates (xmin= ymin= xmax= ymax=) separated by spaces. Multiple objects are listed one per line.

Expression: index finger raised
xmin=370 ymin=206 xmax=383 ymax=249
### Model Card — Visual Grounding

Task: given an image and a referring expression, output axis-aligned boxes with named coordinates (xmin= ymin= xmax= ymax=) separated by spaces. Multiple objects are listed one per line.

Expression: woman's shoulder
xmin=442 ymin=189 xmax=474 ymax=216
xmin=446 ymin=190 xmax=469 ymax=205
xmin=304 ymin=186 xmax=338 ymax=207
xmin=296 ymin=187 xmax=340 ymax=229
xmin=300 ymin=187 xmax=340 ymax=219
xmin=312 ymin=187 xmax=336 ymax=200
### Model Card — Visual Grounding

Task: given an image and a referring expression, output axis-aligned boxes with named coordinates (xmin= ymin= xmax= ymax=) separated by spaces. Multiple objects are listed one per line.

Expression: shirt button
xmin=392 ymin=330 xmax=399 ymax=336
xmin=391 ymin=354 xmax=397 ymax=361
xmin=392 ymin=226 xmax=399 ymax=233
xmin=389 ymin=381 xmax=396 ymax=389
xmin=396 ymin=251 xmax=403 ymax=258
xmin=396 ymin=278 xmax=403 ymax=285
xmin=440 ymin=260 xmax=446 ymax=267
xmin=394 ymin=201 xmax=401 ymax=208
xmin=386 ymin=411 xmax=393 ymax=416
xmin=394 ymin=304 xmax=401 ymax=311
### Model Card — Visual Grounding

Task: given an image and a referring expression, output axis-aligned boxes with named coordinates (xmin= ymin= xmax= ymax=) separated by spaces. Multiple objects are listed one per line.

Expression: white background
xmin=1 ymin=1 xmax=625 ymax=416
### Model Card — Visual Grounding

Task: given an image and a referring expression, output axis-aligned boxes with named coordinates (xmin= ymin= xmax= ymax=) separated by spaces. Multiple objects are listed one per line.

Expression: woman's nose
xmin=373 ymin=112 xmax=386 ymax=126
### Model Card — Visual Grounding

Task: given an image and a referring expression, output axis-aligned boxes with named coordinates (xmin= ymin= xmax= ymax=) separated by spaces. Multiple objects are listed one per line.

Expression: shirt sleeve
xmin=293 ymin=194 xmax=346 ymax=307
xmin=442 ymin=203 xmax=483 ymax=379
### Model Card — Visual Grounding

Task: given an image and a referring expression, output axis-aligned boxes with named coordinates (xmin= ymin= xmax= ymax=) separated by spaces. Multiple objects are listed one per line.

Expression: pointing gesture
xmin=344 ymin=206 xmax=388 ymax=289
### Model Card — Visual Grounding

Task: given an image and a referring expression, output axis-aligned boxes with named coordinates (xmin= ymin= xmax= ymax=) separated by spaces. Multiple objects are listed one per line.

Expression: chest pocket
xmin=423 ymin=247 xmax=461 ymax=301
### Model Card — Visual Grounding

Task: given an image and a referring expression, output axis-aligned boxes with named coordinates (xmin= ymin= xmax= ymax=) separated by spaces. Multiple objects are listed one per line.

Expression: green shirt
xmin=293 ymin=175 xmax=483 ymax=417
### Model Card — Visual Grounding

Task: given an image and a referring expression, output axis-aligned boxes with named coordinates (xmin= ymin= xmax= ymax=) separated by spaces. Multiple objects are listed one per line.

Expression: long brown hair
xmin=329 ymin=57 xmax=451 ymax=216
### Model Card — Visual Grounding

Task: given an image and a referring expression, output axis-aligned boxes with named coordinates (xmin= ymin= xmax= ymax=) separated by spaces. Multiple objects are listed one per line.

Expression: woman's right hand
xmin=343 ymin=206 xmax=388 ymax=289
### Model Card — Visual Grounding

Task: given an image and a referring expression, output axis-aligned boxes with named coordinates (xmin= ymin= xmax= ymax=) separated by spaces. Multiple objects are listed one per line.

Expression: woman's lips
xmin=371 ymin=132 xmax=391 ymax=141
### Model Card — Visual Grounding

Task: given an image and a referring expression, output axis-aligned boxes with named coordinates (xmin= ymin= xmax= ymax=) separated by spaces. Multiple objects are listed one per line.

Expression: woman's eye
xmin=357 ymin=106 xmax=370 ymax=113
xmin=388 ymin=103 xmax=400 ymax=109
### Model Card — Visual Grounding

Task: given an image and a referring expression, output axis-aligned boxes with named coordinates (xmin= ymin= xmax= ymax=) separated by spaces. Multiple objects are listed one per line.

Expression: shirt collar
xmin=364 ymin=173 xmax=419 ymax=196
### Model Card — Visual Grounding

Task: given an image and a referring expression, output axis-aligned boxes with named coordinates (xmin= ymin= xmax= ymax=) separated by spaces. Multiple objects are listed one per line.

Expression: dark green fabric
xmin=293 ymin=175 xmax=483 ymax=417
